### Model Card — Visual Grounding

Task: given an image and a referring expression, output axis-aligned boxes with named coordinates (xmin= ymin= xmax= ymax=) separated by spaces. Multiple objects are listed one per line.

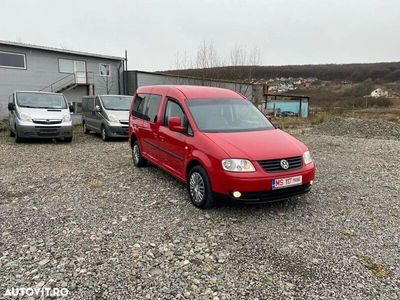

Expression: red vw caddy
xmin=129 ymin=86 xmax=315 ymax=208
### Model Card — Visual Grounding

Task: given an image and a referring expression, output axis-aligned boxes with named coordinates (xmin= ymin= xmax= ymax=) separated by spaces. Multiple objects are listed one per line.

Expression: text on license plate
xmin=272 ymin=175 xmax=302 ymax=189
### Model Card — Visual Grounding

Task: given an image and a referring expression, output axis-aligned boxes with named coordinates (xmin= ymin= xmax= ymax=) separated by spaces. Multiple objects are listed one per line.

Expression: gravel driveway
xmin=0 ymin=124 xmax=399 ymax=299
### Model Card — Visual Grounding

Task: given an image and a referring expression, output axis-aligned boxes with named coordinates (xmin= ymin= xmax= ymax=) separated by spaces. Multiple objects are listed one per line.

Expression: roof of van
xmin=139 ymin=85 xmax=245 ymax=99
xmin=82 ymin=95 xmax=132 ymax=97
xmin=14 ymin=91 xmax=64 ymax=95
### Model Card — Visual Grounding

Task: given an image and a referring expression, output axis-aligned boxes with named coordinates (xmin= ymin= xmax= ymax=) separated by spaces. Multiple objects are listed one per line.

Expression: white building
xmin=370 ymin=88 xmax=389 ymax=98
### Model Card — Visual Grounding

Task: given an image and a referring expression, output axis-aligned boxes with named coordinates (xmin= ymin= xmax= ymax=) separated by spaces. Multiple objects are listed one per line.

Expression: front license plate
xmin=272 ymin=175 xmax=302 ymax=189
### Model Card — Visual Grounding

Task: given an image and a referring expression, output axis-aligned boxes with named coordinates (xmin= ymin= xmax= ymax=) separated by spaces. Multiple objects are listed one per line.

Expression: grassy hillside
xmin=163 ymin=62 xmax=400 ymax=83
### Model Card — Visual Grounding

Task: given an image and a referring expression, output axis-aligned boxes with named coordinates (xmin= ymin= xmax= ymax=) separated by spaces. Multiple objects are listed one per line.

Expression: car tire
xmin=101 ymin=125 xmax=108 ymax=141
xmin=15 ymin=130 xmax=23 ymax=143
xmin=188 ymin=165 xmax=216 ymax=209
xmin=132 ymin=140 xmax=147 ymax=167
xmin=64 ymin=137 xmax=73 ymax=143
xmin=83 ymin=122 xmax=90 ymax=134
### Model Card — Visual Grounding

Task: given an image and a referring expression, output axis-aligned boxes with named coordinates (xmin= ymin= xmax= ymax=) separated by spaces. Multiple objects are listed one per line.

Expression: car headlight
xmin=108 ymin=114 xmax=118 ymax=123
xmin=19 ymin=112 xmax=32 ymax=122
xmin=222 ymin=159 xmax=255 ymax=172
xmin=303 ymin=151 xmax=313 ymax=165
xmin=62 ymin=114 xmax=71 ymax=122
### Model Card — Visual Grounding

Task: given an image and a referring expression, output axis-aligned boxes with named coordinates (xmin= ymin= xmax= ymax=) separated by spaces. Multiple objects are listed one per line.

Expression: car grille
xmin=33 ymin=119 xmax=62 ymax=125
xmin=238 ymin=184 xmax=311 ymax=202
xmin=258 ymin=156 xmax=303 ymax=172
xmin=35 ymin=126 xmax=61 ymax=137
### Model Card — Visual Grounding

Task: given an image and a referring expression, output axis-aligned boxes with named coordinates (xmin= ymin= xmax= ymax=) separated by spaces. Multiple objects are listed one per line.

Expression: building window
xmin=99 ymin=63 xmax=111 ymax=76
xmin=59 ymin=58 xmax=86 ymax=73
xmin=0 ymin=51 xmax=26 ymax=69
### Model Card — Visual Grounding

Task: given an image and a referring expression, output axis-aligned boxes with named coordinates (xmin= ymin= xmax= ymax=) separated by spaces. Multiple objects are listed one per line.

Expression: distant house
xmin=370 ymin=88 xmax=389 ymax=98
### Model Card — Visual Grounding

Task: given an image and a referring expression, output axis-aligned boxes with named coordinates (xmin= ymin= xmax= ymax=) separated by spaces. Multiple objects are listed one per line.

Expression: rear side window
xmin=146 ymin=95 xmax=161 ymax=123
xmin=132 ymin=93 xmax=161 ymax=123
xmin=83 ymin=97 xmax=94 ymax=111
xmin=132 ymin=93 xmax=149 ymax=120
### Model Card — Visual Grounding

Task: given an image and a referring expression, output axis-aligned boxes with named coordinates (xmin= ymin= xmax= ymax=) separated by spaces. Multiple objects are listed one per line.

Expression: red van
xmin=129 ymin=86 xmax=315 ymax=208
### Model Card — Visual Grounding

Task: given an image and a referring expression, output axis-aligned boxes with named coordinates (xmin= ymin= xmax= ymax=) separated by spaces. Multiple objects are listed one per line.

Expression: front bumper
xmin=16 ymin=123 xmax=73 ymax=139
xmin=228 ymin=183 xmax=312 ymax=203
xmin=212 ymin=163 xmax=315 ymax=202
xmin=106 ymin=124 xmax=129 ymax=138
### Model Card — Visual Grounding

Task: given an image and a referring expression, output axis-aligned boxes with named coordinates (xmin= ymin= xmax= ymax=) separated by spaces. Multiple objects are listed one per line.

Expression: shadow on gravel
xmin=83 ymin=132 xmax=129 ymax=142
xmin=10 ymin=138 xmax=70 ymax=144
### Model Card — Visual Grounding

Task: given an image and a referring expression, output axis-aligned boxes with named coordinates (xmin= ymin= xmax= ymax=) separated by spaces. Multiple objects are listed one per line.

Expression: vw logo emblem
xmin=46 ymin=119 xmax=50 ymax=124
xmin=280 ymin=159 xmax=289 ymax=170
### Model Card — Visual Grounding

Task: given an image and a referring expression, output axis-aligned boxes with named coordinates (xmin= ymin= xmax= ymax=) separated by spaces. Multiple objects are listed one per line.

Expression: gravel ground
xmin=314 ymin=117 xmax=400 ymax=140
xmin=0 ymin=123 xmax=399 ymax=299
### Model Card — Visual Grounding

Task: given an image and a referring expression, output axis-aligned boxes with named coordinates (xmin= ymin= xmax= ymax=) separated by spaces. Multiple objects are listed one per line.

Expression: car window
xmin=132 ymin=93 xmax=161 ymax=122
xmin=132 ymin=93 xmax=149 ymax=120
xmin=95 ymin=96 xmax=101 ymax=108
xmin=163 ymin=99 xmax=193 ymax=136
xmin=87 ymin=98 xmax=94 ymax=111
xmin=146 ymin=95 xmax=161 ymax=123
xmin=164 ymin=100 xmax=186 ymax=127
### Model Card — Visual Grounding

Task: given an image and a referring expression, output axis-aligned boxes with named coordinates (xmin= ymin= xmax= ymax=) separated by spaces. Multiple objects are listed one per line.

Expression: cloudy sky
xmin=1 ymin=0 xmax=399 ymax=70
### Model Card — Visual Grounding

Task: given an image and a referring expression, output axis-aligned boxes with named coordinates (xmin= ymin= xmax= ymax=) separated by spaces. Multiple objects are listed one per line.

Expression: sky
xmin=1 ymin=0 xmax=399 ymax=71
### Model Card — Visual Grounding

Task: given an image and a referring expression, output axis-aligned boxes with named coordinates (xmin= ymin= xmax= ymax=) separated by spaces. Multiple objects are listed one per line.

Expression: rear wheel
xmin=132 ymin=140 xmax=147 ymax=167
xmin=101 ymin=125 xmax=108 ymax=141
xmin=83 ymin=122 xmax=89 ymax=134
xmin=188 ymin=166 xmax=216 ymax=209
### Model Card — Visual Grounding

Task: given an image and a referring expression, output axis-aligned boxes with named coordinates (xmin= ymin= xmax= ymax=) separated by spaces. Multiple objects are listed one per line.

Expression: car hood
xmin=104 ymin=109 xmax=129 ymax=121
xmin=204 ymin=129 xmax=307 ymax=160
xmin=18 ymin=107 xmax=69 ymax=120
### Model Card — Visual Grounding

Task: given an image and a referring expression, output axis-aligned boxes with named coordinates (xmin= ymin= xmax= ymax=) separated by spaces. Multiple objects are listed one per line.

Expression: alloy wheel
xmin=133 ymin=144 xmax=140 ymax=164
xmin=189 ymin=172 xmax=205 ymax=203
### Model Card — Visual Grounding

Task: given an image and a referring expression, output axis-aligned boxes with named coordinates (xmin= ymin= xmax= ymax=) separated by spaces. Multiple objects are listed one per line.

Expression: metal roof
xmin=0 ymin=40 xmax=125 ymax=61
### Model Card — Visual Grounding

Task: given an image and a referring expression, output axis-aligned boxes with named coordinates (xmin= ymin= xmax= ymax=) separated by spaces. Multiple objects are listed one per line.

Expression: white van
xmin=81 ymin=95 xmax=132 ymax=141
xmin=8 ymin=91 xmax=73 ymax=143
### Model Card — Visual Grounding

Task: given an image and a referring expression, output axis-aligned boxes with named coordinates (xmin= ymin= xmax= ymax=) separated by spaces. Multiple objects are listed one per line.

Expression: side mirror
xmin=69 ymin=104 xmax=74 ymax=113
xmin=94 ymin=105 xmax=101 ymax=112
xmin=168 ymin=116 xmax=185 ymax=133
xmin=8 ymin=103 xmax=15 ymax=111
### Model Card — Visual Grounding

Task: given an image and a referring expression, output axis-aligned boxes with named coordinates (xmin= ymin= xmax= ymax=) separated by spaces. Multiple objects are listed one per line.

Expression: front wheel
xmin=188 ymin=166 xmax=216 ymax=209
xmin=132 ymin=140 xmax=147 ymax=167
xmin=101 ymin=126 xmax=108 ymax=141
xmin=83 ymin=122 xmax=90 ymax=134
xmin=15 ymin=131 xmax=23 ymax=143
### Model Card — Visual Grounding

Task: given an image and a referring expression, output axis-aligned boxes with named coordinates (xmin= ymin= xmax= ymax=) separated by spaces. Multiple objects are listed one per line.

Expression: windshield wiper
xmin=19 ymin=105 xmax=38 ymax=108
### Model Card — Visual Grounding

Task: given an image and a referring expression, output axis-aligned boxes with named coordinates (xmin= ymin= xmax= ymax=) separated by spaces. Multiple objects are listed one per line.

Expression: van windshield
xmin=16 ymin=92 xmax=67 ymax=109
xmin=187 ymin=98 xmax=275 ymax=132
xmin=101 ymin=96 xmax=132 ymax=111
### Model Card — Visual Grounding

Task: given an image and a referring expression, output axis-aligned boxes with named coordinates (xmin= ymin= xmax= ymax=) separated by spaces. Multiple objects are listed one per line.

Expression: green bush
xmin=342 ymin=80 xmax=375 ymax=97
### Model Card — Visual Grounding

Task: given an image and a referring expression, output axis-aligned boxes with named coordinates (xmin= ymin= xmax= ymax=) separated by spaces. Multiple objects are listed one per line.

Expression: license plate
xmin=272 ymin=175 xmax=302 ymax=189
